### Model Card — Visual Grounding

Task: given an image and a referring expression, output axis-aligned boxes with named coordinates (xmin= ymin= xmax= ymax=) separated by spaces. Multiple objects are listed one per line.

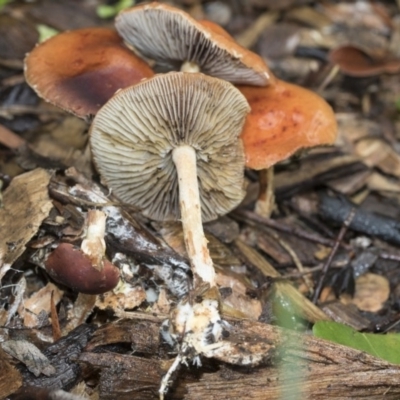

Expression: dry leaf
xmin=0 ymin=168 xmax=53 ymax=280
xmin=355 ymin=138 xmax=400 ymax=177
xmin=19 ymin=282 xmax=63 ymax=328
xmin=351 ymin=273 xmax=390 ymax=312
xmin=1 ymin=340 xmax=56 ymax=377
xmin=0 ymin=347 xmax=22 ymax=398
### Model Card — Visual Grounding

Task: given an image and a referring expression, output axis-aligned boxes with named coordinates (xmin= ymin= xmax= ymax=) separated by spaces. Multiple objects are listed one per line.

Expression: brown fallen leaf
xmin=19 ymin=282 xmax=63 ymax=328
xmin=350 ymin=272 xmax=390 ymax=312
xmin=0 ymin=168 xmax=53 ymax=280
xmin=0 ymin=347 xmax=22 ymax=398
xmin=355 ymin=138 xmax=400 ymax=177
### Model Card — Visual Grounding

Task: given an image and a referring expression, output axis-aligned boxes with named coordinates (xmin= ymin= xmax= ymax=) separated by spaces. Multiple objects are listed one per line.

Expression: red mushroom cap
xmin=239 ymin=79 xmax=337 ymax=170
xmin=45 ymin=243 xmax=120 ymax=295
xmin=24 ymin=27 xmax=154 ymax=118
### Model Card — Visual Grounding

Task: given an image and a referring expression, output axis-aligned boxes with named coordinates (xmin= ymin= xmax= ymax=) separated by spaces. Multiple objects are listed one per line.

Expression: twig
xmin=0 ymin=124 xmax=25 ymax=149
xmin=233 ymin=207 xmax=400 ymax=263
xmin=312 ymin=208 xmax=356 ymax=304
xmin=233 ymin=208 xmax=350 ymax=249
xmin=268 ymin=230 xmax=313 ymax=293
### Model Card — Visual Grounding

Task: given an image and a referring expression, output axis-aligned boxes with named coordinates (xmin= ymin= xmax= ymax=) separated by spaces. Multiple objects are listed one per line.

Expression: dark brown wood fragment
xmin=79 ymin=352 xmax=168 ymax=400
xmin=321 ymin=302 xmax=370 ymax=331
xmin=86 ymin=319 xmax=160 ymax=354
xmin=18 ymin=324 xmax=96 ymax=391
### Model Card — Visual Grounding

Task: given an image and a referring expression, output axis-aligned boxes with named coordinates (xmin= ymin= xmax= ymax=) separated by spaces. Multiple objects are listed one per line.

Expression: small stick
xmin=233 ymin=208 xmax=350 ymax=249
xmin=269 ymin=230 xmax=313 ymax=293
xmin=234 ymin=207 xmax=400 ymax=263
xmin=312 ymin=208 xmax=355 ymax=304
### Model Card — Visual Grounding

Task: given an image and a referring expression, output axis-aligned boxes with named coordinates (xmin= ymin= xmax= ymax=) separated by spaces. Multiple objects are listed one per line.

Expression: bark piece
xmin=86 ymin=319 xmax=160 ymax=353
xmin=19 ymin=324 xmax=96 ymax=390
xmin=79 ymin=352 xmax=167 ymax=400
xmin=78 ymin=317 xmax=400 ymax=399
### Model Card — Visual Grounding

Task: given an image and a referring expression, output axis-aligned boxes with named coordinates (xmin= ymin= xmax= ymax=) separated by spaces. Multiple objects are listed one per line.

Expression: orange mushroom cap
xmin=197 ymin=19 xmax=235 ymax=40
xmin=239 ymin=79 xmax=337 ymax=170
xmin=116 ymin=2 xmax=273 ymax=86
xmin=24 ymin=27 xmax=154 ymax=119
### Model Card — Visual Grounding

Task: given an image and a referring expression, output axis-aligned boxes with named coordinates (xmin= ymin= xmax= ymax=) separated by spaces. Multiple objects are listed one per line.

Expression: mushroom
xmin=90 ymin=71 xmax=250 ymax=288
xmin=24 ymin=27 xmax=154 ymax=119
xmin=238 ymin=79 xmax=337 ymax=216
xmin=45 ymin=210 xmax=120 ymax=295
xmin=328 ymin=44 xmax=400 ymax=77
xmin=115 ymin=2 xmax=273 ymax=86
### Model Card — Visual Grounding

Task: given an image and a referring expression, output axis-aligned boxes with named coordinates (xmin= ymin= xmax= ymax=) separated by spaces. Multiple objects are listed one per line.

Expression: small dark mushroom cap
xmin=90 ymin=72 xmax=250 ymax=222
xmin=24 ymin=27 xmax=154 ymax=119
xmin=115 ymin=2 xmax=272 ymax=86
xmin=45 ymin=243 xmax=120 ymax=295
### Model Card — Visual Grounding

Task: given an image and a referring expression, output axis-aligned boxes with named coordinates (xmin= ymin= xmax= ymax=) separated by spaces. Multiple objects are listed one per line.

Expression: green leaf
xmin=36 ymin=24 xmax=59 ymax=42
xmin=396 ymin=98 xmax=400 ymax=112
xmin=0 ymin=0 xmax=10 ymax=9
xmin=97 ymin=0 xmax=134 ymax=19
xmin=313 ymin=320 xmax=400 ymax=365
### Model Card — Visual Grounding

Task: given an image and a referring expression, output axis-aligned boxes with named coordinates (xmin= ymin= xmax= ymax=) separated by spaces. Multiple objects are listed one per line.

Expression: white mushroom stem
xmin=172 ymin=145 xmax=216 ymax=287
xmin=81 ymin=209 xmax=107 ymax=269
xmin=181 ymin=60 xmax=201 ymax=73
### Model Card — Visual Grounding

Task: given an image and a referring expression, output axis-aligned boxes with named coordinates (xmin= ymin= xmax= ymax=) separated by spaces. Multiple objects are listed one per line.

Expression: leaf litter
xmin=0 ymin=0 xmax=400 ymax=399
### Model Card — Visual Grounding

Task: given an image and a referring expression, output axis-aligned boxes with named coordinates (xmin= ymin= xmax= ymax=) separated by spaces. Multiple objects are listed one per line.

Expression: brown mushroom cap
xmin=45 ymin=243 xmax=120 ymax=295
xmin=115 ymin=2 xmax=272 ymax=86
xmin=90 ymin=72 xmax=249 ymax=222
xmin=197 ymin=19 xmax=235 ymax=40
xmin=24 ymin=27 xmax=154 ymax=119
xmin=329 ymin=45 xmax=400 ymax=77
xmin=239 ymin=79 xmax=337 ymax=170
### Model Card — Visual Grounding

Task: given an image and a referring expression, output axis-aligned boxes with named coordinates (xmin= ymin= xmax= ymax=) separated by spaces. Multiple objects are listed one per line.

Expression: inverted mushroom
xmin=45 ymin=210 xmax=120 ymax=295
xmin=115 ymin=2 xmax=272 ymax=86
xmin=24 ymin=27 xmax=154 ymax=119
xmin=90 ymin=72 xmax=249 ymax=287
xmin=238 ymin=79 xmax=337 ymax=215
